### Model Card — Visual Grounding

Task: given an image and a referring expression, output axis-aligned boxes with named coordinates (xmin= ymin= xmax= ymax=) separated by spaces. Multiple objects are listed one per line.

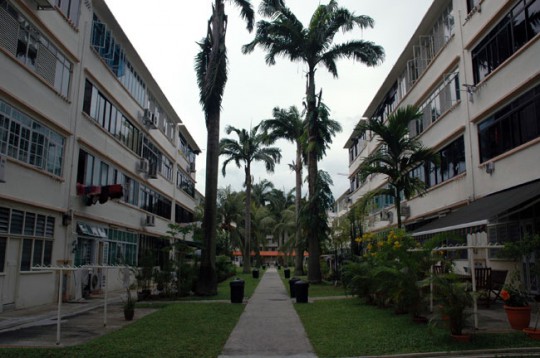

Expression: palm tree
xmin=299 ymin=169 xmax=335 ymax=272
xmin=243 ymin=0 xmax=384 ymax=282
xmin=303 ymin=100 xmax=342 ymax=280
xmin=251 ymin=179 xmax=275 ymax=207
xmin=260 ymin=106 xmax=305 ymax=275
xmin=194 ymin=0 xmax=254 ymax=295
xmin=354 ymin=105 xmax=438 ymax=228
xmin=220 ymin=124 xmax=282 ymax=273
xmin=267 ymin=188 xmax=296 ymax=265
xmin=217 ymin=186 xmax=244 ymax=257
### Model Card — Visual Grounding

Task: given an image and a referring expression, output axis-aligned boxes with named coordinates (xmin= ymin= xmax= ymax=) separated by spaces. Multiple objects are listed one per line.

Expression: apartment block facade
xmin=0 ymin=0 xmax=200 ymax=310
xmin=345 ymin=0 xmax=540 ymax=287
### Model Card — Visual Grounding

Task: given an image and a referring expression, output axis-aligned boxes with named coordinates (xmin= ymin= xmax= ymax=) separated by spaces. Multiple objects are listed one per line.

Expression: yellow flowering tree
xmin=357 ymin=229 xmax=431 ymax=314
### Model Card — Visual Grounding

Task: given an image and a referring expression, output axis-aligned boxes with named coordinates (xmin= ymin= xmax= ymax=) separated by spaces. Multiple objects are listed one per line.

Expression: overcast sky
xmin=104 ymin=0 xmax=432 ymax=199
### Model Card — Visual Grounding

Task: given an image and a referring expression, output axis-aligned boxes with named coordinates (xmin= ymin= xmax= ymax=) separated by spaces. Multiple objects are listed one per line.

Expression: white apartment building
xmin=0 ymin=0 xmax=200 ymax=311
xmin=345 ymin=0 xmax=540 ymax=287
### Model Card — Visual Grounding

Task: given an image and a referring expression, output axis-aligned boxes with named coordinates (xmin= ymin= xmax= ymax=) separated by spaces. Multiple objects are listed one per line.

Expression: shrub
xmin=216 ymin=255 xmax=236 ymax=282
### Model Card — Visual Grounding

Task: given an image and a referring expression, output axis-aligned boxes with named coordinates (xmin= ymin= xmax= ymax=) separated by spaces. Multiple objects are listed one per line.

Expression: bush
xmin=216 ymin=255 xmax=236 ymax=282
xmin=177 ymin=263 xmax=197 ymax=296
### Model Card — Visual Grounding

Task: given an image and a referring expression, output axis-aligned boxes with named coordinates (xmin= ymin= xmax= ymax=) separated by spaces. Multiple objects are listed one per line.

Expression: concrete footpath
xmin=219 ymin=268 xmax=317 ymax=358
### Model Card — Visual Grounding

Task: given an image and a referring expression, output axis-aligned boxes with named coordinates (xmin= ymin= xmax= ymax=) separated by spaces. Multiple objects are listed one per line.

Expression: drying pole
xmin=56 ymin=269 xmax=63 ymax=345
xmin=104 ymin=267 xmax=108 ymax=327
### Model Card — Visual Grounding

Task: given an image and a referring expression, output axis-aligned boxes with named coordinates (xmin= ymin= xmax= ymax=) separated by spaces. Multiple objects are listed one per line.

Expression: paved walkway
xmin=219 ymin=268 xmax=316 ymax=358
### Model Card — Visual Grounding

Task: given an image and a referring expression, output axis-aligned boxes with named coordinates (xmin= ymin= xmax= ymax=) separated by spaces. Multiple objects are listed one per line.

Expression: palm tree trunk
xmin=243 ymin=165 xmax=252 ymax=273
xmin=306 ymin=68 xmax=322 ymax=283
xmin=294 ymin=141 xmax=304 ymax=276
xmin=395 ymin=187 xmax=402 ymax=229
xmin=196 ymin=108 xmax=219 ymax=296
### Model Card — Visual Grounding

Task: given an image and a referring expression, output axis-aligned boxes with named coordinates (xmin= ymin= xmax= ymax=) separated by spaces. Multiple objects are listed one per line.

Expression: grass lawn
xmin=295 ymin=298 xmax=540 ymax=357
xmin=277 ymin=269 xmax=348 ymax=298
xmin=0 ymin=269 xmax=259 ymax=358
xmin=175 ymin=270 xmax=260 ymax=302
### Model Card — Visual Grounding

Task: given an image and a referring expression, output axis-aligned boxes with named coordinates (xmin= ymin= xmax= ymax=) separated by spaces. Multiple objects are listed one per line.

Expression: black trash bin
xmin=284 ymin=268 xmax=291 ymax=279
xmin=295 ymin=280 xmax=309 ymax=303
xmin=289 ymin=277 xmax=300 ymax=298
xmin=230 ymin=279 xmax=245 ymax=303
xmin=252 ymin=269 xmax=259 ymax=279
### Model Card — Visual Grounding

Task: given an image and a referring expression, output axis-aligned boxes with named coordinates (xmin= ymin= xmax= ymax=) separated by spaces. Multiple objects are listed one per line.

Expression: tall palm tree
xmin=260 ymin=106 xmax=305 ymax=275
xmin=354 ymin=105 xmax=438 ymax=228
xmin=194 ymin=0 xmax=254 ymax=295
xmin=243 ymin=0 xmax=384 ymax=282
xmin=220 ymin=124 xmax=282 ymax=273
xmin=299 ymin=169 xmax=335 ymax=269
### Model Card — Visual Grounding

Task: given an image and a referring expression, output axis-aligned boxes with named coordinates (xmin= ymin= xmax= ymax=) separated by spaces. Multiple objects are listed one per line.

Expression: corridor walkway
xmin=219 ymin=268 xmax=316 ymax=358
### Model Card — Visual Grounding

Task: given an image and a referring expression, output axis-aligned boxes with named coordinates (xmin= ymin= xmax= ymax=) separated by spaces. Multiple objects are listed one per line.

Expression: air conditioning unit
xmin=189 ymin=162 xmax=196 ymax=173
xmin=33 ymin=0 xmax=54 ymax=10
xmin=148 ymin=163 xmax=158 ymax=179
xmin=485 ymin=162 xmax=495 ymax=174
xmin=137 ymin=158 xmax=149 ymax=173
xmin=381 ymin=209 xmax=393 ymax=223
xmin=144 ymin=214 xmax=155 ymax=227
xmin=400 ymin=205 xmax=411 ymax=218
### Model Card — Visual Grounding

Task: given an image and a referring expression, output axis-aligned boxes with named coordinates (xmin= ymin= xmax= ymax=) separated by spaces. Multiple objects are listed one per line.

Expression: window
xmin=76 ymin=149 xmax=171 ymax=217
xmin=54 ymin=0 xmax=81 ymax=26
xmin=142 ymin=137 xmax=173 ymax=181
xmin=139 ymin=185 xmax=172 ymax=219
xmin=472 ymin=0 xmax=539 ymax=84
xmin=0 ymin=206 xmax=54 ymax=271
xmin=370 ymin=192 xmax=395 ymax=213
xmin=0 ymin=99 xmax=65 ymax=176
xmin=410 ymin=136 xmax=465 ymax=188
xmin=83 ymin=80 xmax=142 ymax=154
xmin=107 ymin=229 xmax=137 ymax=265
xmin=0 ymin=2 xmax=72 ymax=97
xmin=466 ymin=0 xmax=480 ymax=13
xmin=175 ymin=204 xmax=194 ymax=224
xmin=412 ymin=70 xmax=460 ymax=137
xmin=176 ymin=169 xmax=195 ymax=197
xmin=478 ymin=84 xmax=540 ymax=162
xmin=91 ymin=14 xmax=146 ymax=106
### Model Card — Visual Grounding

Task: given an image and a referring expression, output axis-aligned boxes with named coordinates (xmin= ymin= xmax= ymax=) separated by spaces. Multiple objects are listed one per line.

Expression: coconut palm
xmin=260 ymin=106 xmax=305 ymax=275
xmin=220 ymin=124 xmax=282 ymax=273
xmin=354 ymin=105 xmax=438 ymax=228
xmin=243 ymin=0 xmax=384 ymax=282
xmin=194 ymin=0 xmax=254 ymax=295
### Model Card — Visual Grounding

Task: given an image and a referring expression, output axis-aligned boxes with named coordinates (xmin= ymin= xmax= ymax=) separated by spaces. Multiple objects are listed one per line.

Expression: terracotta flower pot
xmin=504 ymin=305 xmax=531 ymax=330
xmin=523 ymin=328 xmax=540 ymax=340
xmin=451 ymin=333 xmax=471 ymax=342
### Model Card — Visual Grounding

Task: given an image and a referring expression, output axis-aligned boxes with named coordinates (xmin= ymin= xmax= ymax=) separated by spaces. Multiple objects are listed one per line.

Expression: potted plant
xmin=498 ymin=234 xmax=540 ymax=330
xmin=426 ymin=273 xmax=474 ymax=341
xmin=501 ymin=285 xmax=531 ymax=330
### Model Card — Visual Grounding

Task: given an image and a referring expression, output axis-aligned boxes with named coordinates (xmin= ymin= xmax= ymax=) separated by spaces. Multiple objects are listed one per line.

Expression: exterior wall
xmin=0 ymin=0 xmax=200 ymax=310
xmin=346 ymin=0 xmax=540 ymax=230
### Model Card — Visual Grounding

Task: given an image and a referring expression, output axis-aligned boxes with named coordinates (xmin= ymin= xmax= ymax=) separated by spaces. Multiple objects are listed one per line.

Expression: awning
xmin=412 ymin=179 xmax=540 ymax=237
xmin=77 ymin=222 xmax=108 ymax=239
